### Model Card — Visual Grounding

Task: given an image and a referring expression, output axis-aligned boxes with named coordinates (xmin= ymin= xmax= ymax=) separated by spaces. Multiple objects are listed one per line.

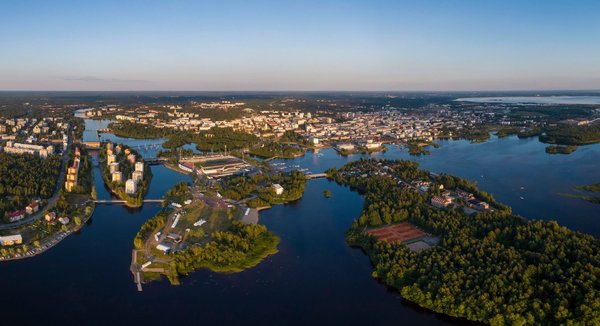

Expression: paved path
xmin=241 ymin=208 xmax=259 ymax=225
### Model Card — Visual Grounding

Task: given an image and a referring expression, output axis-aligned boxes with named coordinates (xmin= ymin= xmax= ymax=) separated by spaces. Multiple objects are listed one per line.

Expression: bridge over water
xmin=94 ymin=199 xmax=164 ymax=205
xmin=305 ymin=173 xmax=328 ymax=179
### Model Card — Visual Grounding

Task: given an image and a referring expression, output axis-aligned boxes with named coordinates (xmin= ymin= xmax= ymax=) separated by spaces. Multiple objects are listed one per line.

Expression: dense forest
xmin=170 ymin=221 xmax=279 ymax=282
xmin=279 ymin=130 xmax=309 ymax=145
xmin=0 ymin=153 xmax=61 ymax=219
xmin=539 ymin=124 xmax=600 ymax=145
xmin=330 ymin=159 xmax=599 ymax=325
xmin=248 ymin=141 xmax=305 ymax=159
xmin=109 ymin=121 xmax=173 ymax=139
xmin=159 ymin=127 xmax=260 ymax=152
xmin=195 ymin=127 xmax=260 ymax=151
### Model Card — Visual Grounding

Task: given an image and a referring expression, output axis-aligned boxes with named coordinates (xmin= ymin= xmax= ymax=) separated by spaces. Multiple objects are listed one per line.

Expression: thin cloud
xmin=59 ymin=76 xmax=152 ymax=84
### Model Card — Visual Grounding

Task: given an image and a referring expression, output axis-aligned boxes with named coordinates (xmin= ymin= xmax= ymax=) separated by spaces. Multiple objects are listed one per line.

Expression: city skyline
xmin=1 ymin=0 xmax=600 ymax=91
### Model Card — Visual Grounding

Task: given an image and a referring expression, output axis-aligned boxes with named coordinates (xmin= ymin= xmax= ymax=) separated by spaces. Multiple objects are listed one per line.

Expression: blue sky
xmin=1 ymin=0 xmax=599 ymax=91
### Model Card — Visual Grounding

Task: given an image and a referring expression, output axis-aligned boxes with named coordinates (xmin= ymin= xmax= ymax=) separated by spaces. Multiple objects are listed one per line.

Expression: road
xmin=0 ymin=124 xmax=72 ymax=230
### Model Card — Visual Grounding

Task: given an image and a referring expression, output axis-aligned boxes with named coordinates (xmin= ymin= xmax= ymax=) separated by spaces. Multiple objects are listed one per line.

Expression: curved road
xmin=0 ymin=125 xmax=72 ymax=230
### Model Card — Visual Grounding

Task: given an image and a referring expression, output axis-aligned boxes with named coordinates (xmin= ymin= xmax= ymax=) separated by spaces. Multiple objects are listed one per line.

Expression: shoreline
xmin=0 ymin=193 xmax=96 ymax=262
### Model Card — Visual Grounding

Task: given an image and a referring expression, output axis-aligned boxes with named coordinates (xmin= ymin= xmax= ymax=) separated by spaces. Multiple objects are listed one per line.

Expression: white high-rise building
xmin=109 ymin=162 xmax=119 ymax=174
xmin=111 ymin=171 xmax=123 ymax=183
xmin=132 ymin=171 xmax=143 ymax=183
xmin=135 ymin=161 xmax=144 ymax=173
xmin=107 ymin=154 xmax=116 ymax=165
xmin=125 ymin=179 xmax=137 ymax=194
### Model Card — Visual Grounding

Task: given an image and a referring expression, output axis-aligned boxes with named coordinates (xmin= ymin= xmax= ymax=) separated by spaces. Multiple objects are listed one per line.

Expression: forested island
xmin=338 ymin=145 xmax=387 ymax=156
xmin=218 ymin=170 xmax=307 ymax=209
xmin=248 ymin=141 xmax=305 ymax=159
xmin=545 ymin=145 xmax=578 ymax=154
xmin=132 ymin=182 xmax=279 ymax=285
xmin=562 ymin=182 xmax=600 ymax=205
xmin=407 ymin=142 xmax=431 ymax=155
xmin=327 ymin=159 xmax=599 ymax=325
xmin=159 ymin=127 xmax=260 ymax=152
xmin=109 ymin=121 xmax=172 ymax=139
xmin=539 ymin=124 xmax=600 ymax=145
xmin=99 ymin=143 xmax=152 ymax=207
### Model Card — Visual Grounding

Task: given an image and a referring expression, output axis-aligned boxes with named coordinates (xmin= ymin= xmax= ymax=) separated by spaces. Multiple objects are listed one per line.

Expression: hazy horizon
xmin=2 ymin=0 xmax=600 ymax=91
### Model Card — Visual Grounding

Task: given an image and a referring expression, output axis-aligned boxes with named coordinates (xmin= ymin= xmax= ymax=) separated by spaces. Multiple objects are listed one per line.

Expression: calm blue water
xmin=0 ymin=117 xmax=597 ymax=325
xmin=455 ymin=95 xmax=600 ymax=105
xmin=273 ymin=136 xmax=600 ymax=238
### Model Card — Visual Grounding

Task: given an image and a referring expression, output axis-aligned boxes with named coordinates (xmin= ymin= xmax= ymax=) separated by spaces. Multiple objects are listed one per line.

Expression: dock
xmin=131 ymin=250 xmax=143 ymax=291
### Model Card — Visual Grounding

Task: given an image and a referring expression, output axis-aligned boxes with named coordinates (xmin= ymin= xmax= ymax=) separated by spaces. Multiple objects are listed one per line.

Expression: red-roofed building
xmin=431 ymin=196 xmax=452 ymax=208
xmin=8 ymin=210 xmax=25 ymax=223
xmin=25 ymin=201 xmax=39 ymax=215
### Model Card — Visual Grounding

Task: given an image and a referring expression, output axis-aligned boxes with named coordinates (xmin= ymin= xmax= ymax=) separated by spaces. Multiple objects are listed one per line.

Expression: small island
xmin=562 ymin=182 xmax=600 ymax=204
xmin=545 ymin=145 xmax=578 ymax=154
xmin=218 ymin=170 xmax=307 ymax=209
xmin=131 ymin=182 xmax=279 ymax=285
xmin=407 ymin=142 xmax=431 ymax=155
xmin=99 ymin=142 xmax=152 ymax=207
xmin=327 ymin=159 xmax=599 ymax=325
xmin=248 ymin=141 xmax=305 ymax=159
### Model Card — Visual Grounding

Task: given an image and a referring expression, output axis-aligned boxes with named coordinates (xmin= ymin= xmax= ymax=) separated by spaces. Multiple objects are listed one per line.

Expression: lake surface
xmin=455 ymin=96 xmax=600 ymax=105
xmin=0 ymin=117 xmax=598 ymax=325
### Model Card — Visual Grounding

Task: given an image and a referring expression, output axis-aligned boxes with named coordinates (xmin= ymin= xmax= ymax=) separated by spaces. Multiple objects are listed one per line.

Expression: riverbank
xmin=0 ymin=190 xmax=96 ymax=262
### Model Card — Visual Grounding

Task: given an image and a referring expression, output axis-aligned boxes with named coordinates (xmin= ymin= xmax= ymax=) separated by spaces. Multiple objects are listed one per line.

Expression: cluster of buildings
xmin=81 ymin=101 xmax=509 ymax=147
xmin=430 ymin=188 xmax=490 ymax=212
xmin=1 ymin=141 xmax=54 ymax=158
xmin=0 ymin=117 xmax=69 ymax=153
xmin=80 ymin=97 xmax=570 ymax=152
xmin=6 ymin=201 xmax=39 ymax=223
xmin=43 ymin=211 xmax=70 ymax=226
xmin=65 ymin=147 xmax=81 ymax=192
xmin=105 ymin=143 xmax=144 ymax=195
xmin=337 ymin=161 xmax=491 ymax=217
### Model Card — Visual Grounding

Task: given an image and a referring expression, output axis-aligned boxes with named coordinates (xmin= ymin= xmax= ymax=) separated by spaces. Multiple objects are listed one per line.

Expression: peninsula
xmin=99 ymin=142 xmax=152 ymax=207
xmin=131 ymin=182 xmax=279 ymax=285
xmin=328 ymin=159 xmax=599 ymax=325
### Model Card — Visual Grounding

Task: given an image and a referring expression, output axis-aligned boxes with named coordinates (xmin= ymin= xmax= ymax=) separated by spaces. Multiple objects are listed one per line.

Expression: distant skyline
xmin=1 ymin=0 xmax=600 ymax=91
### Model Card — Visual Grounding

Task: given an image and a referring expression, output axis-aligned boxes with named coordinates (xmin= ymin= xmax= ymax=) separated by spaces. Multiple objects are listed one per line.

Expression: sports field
xmin=366 ymin=223 xmax=426 ymax=244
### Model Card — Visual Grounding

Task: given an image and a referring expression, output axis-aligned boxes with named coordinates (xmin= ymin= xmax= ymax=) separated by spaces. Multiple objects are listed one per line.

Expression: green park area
xmin=133 ymin=182 xmax=279 ymax=285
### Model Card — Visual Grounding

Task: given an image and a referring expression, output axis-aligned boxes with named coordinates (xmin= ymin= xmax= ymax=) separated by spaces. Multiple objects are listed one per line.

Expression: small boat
xmin=520 ymin=197 xmax=524 ymax=200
